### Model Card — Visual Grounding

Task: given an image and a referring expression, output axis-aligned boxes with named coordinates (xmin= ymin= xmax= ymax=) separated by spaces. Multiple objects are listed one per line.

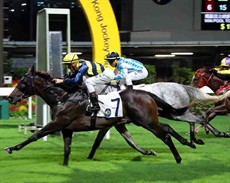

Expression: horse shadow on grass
xmin=14 ymin=159 xmax=226 ymax=183
xmin=58 ymin=159 xmax=229 ymax=183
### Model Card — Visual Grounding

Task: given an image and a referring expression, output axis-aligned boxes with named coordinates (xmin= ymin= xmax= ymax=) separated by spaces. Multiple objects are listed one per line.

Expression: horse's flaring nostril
xmin=7 ymin=96 xmax=13 ymax=102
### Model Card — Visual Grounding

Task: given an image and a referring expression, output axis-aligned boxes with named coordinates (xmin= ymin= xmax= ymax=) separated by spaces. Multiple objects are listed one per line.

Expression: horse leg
xmin=114 ymin=124 xmax=157 ymax=156
xmin=4 ymin=118 xmax=70 ymax=154
xmin=226 ymin=97 xmax=230 ymax=113
xmin=206 ymin=106 xmax=219 ymax=124
xmin=189 ymin=123 xmax=205 ymax=145
xmin=62 ymin=129 xmax=73 ymax=166
xmin=88 ymin=124 xmax=156 ymax=159
xmin=138 ymin=121 xmax=183 ymax=163
xmin=204 ymin=123 xmax=230 ymax=137
xmin=87 ymin=127 xmax=111 ymax=159
xmin=199 ymin=105 xmax=230 ymax=137
xmin=206 ymin=103 xmax=227 ymax=123
xmin=157 ymin=122 xmax=196 ymax=149
xmin=204 ymin=104 xmax=229 ymax=137
xmin=151 ymin=125 xmax=182 ymax=164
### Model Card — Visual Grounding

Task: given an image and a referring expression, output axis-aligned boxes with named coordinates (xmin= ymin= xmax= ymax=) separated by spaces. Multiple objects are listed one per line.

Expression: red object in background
xmin=10 ymin=105 xmax=19 ymax=112
xmin=205 ymin=0 xmax=215 ymax=12
xmin=8 ymin=80 xmax=36 ymax=114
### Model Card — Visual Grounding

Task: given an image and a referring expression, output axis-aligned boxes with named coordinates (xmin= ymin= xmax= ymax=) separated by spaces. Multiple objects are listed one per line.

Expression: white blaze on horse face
xmin=191 ymin=76 xmax=195 ymax=85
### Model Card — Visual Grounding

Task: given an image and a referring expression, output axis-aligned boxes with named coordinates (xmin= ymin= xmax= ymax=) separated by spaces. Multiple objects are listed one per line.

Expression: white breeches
xmin=125 ymin=67 xmax=148 ymax=86
xmin=85 ymin=68 xmax=115 ymax=93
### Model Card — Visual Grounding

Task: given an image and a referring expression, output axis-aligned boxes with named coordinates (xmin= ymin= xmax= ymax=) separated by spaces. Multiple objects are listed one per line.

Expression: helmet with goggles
xmin=62 ymin=53 xmax=79 ymax=64
xmin=105 ymin=52 xmax=120 ymax=64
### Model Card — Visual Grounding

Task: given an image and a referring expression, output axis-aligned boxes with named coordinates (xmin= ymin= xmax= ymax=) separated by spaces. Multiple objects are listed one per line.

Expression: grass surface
xmin=0 ymin=116 xmax=229 ymax=183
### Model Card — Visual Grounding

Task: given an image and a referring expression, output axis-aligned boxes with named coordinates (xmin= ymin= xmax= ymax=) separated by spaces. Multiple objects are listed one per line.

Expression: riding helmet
xmin=105 ymin=52 xmax=120 ymax=63
xmin=63 ymin=53 xmax=79 ymax=64
xmin=220 ymin=57 xmax=230 ymax=67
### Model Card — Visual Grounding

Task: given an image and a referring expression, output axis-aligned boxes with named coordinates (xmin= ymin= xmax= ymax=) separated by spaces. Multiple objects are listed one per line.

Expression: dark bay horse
xmin=5 ymin=66 xmax=196 ymax=165
xmin=88 ymin=81 xmax=230 ymax=159
xmin=191 ymin=66 xmax=230 ymax=132
xmin=93 ymin=81 xmax=230 ymax=142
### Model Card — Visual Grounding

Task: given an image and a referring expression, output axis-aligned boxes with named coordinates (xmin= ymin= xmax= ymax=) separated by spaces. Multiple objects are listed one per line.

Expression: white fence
xmin=0 ymin=87 xmax=33 ymax=119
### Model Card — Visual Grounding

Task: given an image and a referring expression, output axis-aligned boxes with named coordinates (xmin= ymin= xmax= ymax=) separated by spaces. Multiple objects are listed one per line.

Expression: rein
xmin=17 ymin=74 xmax=55 ymax=98
xmin=99 ymin=82 xmax=121 ymax=95
xmin=194 ymin=71 xmax=214 ymax=88
xmin=39 ymin=83 xmax=55 ymax=91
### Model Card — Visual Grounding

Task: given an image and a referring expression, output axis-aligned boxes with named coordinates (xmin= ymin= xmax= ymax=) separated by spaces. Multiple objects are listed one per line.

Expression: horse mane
xmin=199 ymin=66 xmax=229 ymax=82
xmin=201 ymin=66 xmax=212 ymax=72
xmin=33 ymin=69 xmax=87 ymax=95
xmin=34 ymin=70 xmax=54 ymax=82
xmin=197 ymin=66 xmax=217 ymax=75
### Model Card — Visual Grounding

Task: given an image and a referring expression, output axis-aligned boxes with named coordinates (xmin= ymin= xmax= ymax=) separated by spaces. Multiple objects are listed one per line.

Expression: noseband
xmin=16 ymin=74 xmax=54 ymax=99
xmin=194 ymin=71 xmax=214 ymax=88
xmin=15 ymin=74 xmax=36 ymax=99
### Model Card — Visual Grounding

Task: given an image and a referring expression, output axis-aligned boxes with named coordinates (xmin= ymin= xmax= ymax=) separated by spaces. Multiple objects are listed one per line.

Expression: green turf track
xmin=0 ymin=115 xmax=229 ymax=183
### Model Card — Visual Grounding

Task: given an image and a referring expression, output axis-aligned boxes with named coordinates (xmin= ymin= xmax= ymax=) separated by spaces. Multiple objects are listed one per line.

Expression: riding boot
xmin=127 ymin=85 xmax=133 ymax=90
xmin=88 ymin=92 xmax=100 ymax=112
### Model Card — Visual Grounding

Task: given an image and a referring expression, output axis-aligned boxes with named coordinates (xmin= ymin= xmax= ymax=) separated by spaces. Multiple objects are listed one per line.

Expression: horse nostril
xmin=7 ymin=96 xmax=13 ymax=103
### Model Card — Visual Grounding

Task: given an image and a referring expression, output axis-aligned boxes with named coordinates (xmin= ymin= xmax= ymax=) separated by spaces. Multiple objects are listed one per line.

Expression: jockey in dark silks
xmin=52 ymin=53 xmax=104 ymax=89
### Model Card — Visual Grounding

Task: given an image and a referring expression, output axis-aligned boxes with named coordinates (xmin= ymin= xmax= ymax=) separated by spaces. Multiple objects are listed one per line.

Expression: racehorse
xmin=5 ymin=66 xmax=197 ymax=165
xmin=191 ymin=66 xmax=230 ymax=123
xmin=86 ymin=81 xmax=230 ymax=159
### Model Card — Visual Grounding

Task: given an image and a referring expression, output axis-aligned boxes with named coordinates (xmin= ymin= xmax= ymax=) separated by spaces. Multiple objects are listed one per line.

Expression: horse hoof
xmin=176 ymin=157 xmax=182 ymax=164
xmin=190 ymin=143 xmax=196 ymax=149
xmin=194 ymin=139 xmax=205 ymax=145
xmin=223 ymin=132 xmax=230 ymax=138
xmin=4 ymin=147 xmax=12 ymax=154
xmin=147 ymin=150 xmax=157 ymax=156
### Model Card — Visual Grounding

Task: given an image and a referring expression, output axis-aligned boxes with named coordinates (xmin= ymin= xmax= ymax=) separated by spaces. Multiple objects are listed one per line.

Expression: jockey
xmin=85 ymin=51 xmax=148 ymax=112
xmin=52 ymin=53 xmax=105 ymax=86
xmin=213 ymin=57 xmax=230 ymax=80
xmin=105 ymin=52 xmax=148 ymax=89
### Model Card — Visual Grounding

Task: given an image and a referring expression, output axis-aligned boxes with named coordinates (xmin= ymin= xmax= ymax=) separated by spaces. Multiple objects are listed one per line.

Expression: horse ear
xmin=29 ymin=65 xmax=35 ymax=75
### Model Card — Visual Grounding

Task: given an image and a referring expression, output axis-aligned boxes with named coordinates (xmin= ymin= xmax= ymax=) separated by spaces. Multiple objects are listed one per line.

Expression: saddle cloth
xmin=96 ymin=91 xmax=123 ymax=118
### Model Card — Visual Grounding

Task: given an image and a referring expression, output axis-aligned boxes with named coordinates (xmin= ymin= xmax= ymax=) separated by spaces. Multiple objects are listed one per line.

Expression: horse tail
xmin=147 ymin=92 xmax=188 ymax=115
xmin=182 ymin=85 xmax=230 ymax=104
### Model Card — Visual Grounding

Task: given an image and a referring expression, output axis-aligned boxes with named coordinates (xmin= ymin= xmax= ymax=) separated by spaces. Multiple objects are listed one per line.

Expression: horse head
xmin=191 ymin=66 xmax=228 ymax=92
xmin=8 ymin=65 xmax=68 ymax=106
xmin=191 ymin=66 xmax=215 ymax=88
xmin=8 ymin=65 xmax=37 ymax=104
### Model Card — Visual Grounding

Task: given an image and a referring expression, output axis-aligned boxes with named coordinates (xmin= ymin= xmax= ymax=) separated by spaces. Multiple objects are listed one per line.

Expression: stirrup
xmin=88 ymin=105 xmax=100 ymax=112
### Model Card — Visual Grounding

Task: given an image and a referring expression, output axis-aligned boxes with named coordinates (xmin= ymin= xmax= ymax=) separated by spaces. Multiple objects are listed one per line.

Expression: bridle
xmin=193 ymin=70 xmax=214 ymax=88
xmin=15 ymin=74 xmax=36 ymax=99
xmin=16 ymin=73 xmax=54 ymax=98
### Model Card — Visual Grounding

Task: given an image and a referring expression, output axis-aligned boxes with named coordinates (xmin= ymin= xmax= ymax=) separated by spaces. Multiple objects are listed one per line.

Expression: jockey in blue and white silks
xmin=85 ymin=51 xmax=148 ymax=112
xmin=113 ymin=56 xmax=148 ymax=86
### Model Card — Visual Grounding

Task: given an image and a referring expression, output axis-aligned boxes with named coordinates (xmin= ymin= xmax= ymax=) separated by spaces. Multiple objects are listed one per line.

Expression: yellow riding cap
xmin=63 ymin=53 xmax=79 ymax=64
